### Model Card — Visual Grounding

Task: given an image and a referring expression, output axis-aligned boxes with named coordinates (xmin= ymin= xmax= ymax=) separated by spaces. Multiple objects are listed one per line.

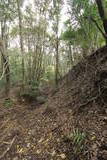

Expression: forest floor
xmin=0 ymin=91 xmax=77 ymax=160
xmin=0 ymin=47 xmax=107 ymax=160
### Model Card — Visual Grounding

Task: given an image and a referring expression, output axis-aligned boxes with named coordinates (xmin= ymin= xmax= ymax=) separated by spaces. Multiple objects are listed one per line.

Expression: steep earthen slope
xmin=45 ymin=46 xmax=107 ymax=159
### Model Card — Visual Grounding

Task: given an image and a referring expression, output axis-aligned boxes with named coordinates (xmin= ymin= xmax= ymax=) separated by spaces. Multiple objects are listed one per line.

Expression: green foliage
xmin=3 ymin=99 xmax=13 ymax=108
xmin=39 ymin=66 xmax=55 ymax=86
xmin=61 ymin=28 xmax=76 ymax=44
xmin=18 ymin=84 xmax=41 ymax=103
xmin=62 ymin=0 xmax=106 ymax=57
xmin=0 ymin=0 xmax=17 ymax=21
xmin=69 ymin=129 xmax=86 ymax=155
xmin=20 ymin=86 xmax=40 ymax=97
xmin=44 ymin=66 xmax=55 ymax=81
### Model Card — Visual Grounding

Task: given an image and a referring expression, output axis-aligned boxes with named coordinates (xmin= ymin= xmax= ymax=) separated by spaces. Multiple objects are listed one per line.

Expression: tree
xmin=0 ymin=0 xmax=16 ymax=97
xmin=16 ymin=0 xmax=25 ymax=90
xmin=51 ymin=0 xmax=62 ymax=86
xmin=95 ymin=0 xmax=107 ymax=44
xmin=0 ymin=38 xmax=10 ymax=97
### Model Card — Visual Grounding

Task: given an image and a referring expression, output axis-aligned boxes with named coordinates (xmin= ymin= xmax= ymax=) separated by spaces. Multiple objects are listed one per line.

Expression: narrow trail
xmin=0 ymin=98 xmax=75 ymax=160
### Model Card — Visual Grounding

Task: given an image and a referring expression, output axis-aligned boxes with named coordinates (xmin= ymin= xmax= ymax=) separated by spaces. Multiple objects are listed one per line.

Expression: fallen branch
xmin=0 ymin=118 xmax=10 ymax=130
xmin=78 ymin=96 xmax=99 ymax=111
xmin=0 ymin=136 xmax=17 ymax=159
xmin=0 ymin=141 xmax=10 ymax=148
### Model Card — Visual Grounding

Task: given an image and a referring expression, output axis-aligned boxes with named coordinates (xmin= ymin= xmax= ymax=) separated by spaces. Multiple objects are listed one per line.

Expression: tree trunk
xmin=0 ymin=39 xmax=10 ymax=97
xmin=27 ymin=35 xmax=32 ymax=85
xmin=0 ymin=20 xmax=10 ymax=98
xmin=96 ymin=0 xmax=107 ymax=44
xmin=55 ymin=35 xmax=59 ymax=86
xmin=17 ymin=0 xmax=25 ymax=90
xmin=55 ymin=6 xmax=60 ymax=86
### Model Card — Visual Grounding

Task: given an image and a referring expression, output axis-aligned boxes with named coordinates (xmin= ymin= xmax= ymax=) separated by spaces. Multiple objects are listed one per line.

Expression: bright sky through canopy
xmin=23 ymin=0 xmax=68 ymax=33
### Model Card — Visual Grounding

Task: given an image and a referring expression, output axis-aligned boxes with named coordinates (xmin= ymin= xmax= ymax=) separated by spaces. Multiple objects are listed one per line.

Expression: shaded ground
xmin=0 ymin=46 xmax=107 ymax=160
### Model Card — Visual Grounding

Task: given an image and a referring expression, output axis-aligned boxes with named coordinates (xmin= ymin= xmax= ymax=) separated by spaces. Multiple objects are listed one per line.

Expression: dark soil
xmin=0 ymin=46 xmax=107 ymax=160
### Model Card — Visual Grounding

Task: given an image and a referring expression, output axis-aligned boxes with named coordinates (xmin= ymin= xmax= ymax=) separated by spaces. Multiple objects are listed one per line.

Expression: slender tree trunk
xmin=68 ymin=44 xmax=73 ymax=66
xmin=0 ymin=44 xmax=10 ymax=97
xmin=55 ymin=7 xmax=60 ymax=86
xmin=17 ymin=0 xmax=25 ymax=90
xmin=53 ymin=0 xmax=61 ymax=86
xmin=55 ymin=34 xmax=59 ymax=86
xmin=96 ymin=0 xmax=107 ymax=44
xmin=27 ymin=35 xmax=32 ymax=85
xmin=0 ymin=21 xmax=10 ymax=98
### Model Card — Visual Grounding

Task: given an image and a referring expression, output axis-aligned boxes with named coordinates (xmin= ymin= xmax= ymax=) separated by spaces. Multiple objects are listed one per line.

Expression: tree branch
xmin=85 ymin=16 xmax=106 ymax=40
xmin=0 ymin=136 xmax=17 ymax=159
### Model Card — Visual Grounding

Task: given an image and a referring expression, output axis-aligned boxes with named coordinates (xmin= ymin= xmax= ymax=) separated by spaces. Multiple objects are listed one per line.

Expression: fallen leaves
xmin=59 ymin=153 xmax=66 ymax=159
xmin=51 ymin=150 xmax=56 ymax=157
xmin=38 ymin=137 xmax=44 ymax=143
xmin=36 ymin=149 xmax=41 ymax=154
xmin=91 ymin=135 xmax=96 ymax=141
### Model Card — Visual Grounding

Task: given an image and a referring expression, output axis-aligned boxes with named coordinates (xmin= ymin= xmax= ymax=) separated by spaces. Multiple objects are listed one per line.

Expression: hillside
xmin=0 ymin=46 xmax=107 ymax=160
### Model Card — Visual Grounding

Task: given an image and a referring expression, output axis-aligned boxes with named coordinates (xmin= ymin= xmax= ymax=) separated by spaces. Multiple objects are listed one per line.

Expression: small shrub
xmin=63 ymin=129 xmax=86 ymax=159
xmin=18 ymin=85 xmax=41 ymax=103
xmin=69 ymin=128 xmax=86 ymax=155
xmin=3 ymin=99 xmax=13 ymax=108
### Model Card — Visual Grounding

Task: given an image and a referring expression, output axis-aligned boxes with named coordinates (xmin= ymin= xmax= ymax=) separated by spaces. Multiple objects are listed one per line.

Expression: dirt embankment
xmin=0 ymin=46 xmax=107 ymax=160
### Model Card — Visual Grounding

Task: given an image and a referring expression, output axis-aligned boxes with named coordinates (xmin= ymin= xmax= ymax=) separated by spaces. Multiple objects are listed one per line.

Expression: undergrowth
xmin=3 ymin=99 xmax=13 ymax=108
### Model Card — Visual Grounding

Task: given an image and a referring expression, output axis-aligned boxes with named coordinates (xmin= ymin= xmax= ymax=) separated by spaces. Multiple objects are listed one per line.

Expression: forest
xmin=0 ymin=0 xmax=107 ymax=160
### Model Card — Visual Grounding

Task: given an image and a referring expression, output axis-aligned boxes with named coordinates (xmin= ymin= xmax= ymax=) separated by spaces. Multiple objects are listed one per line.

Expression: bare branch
xmin=0 ymin=136 xmax=17 ymax=160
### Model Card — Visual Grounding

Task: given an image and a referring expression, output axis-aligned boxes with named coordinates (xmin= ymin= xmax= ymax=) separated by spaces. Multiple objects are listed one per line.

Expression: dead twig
xmin=0 ymin=136 xmax=17 ymax=159
xmin=0 ymin=118 xmax=10 ymax=131
xmin=0 ymin=141 xmax=10 ymax=148
xmin=79 ymin=96 xmax=99 ymax=110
